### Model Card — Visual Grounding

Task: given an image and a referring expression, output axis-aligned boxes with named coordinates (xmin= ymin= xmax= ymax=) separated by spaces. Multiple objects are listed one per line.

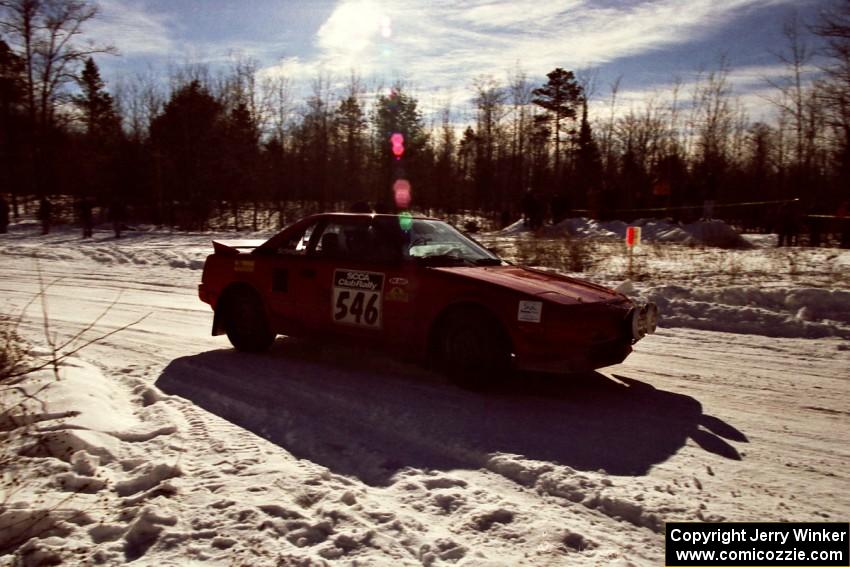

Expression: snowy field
xmin=1 ymin=219 xmax=849 ymax=566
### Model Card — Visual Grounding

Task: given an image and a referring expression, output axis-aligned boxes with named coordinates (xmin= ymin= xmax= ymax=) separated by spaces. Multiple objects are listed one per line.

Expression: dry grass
xmin=0 ymin=315 xmax=26 ymax=382
xmin=513 ymin=237 xmax=593 ymax=273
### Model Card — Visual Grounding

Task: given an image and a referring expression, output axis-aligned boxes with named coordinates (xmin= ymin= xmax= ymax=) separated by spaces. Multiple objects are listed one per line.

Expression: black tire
xmin=221 ymin=289 xmax=275 ymax=353
xmin=434 ymin=308 xmax=512 ymax=389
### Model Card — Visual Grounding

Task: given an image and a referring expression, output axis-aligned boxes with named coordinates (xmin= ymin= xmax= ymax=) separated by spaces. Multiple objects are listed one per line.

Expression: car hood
xmin=432 ymin=265 xmax=627 ymax=306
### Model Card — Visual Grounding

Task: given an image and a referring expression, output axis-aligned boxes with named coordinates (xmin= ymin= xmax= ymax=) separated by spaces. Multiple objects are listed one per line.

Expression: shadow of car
xmin=156 ymin=339 xmax=746 ymax=486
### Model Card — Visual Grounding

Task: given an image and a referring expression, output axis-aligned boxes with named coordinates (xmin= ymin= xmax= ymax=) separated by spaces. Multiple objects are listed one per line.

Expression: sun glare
xmin=317 ymin=0 xmax=388 ymax=54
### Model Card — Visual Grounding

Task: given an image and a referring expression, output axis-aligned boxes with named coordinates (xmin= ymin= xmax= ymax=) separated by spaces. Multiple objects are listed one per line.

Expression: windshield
xmin=405 ymin=219 xmax=502 ymax=266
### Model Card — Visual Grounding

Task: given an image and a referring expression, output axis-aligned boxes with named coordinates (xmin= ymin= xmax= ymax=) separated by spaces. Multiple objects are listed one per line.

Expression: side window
xmin=313 ymin=220 xmax=401 ymax=264
xmin=316 ymin=222 xmax=347 ymax=258
xmin=274 ymin=222 xmax=317 ymax=255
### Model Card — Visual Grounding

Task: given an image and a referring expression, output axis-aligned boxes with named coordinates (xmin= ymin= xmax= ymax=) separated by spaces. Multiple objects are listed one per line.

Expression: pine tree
xmin=73 ymin=57 xmax=119 ymax=138
xmin=0 ymin=39 xmax=25 ymax=217
xmin=532 ymin=68 xmax=583 ymax=181
xmin=371 ymin=86 xmax=427 ymax=207
xmin=334 ymin=95 xmax=367 ymax=202
xmin=150 ymin=80 xmax=226 ymax=228
xmin=573 ymin=98 xmax=602 ymax=210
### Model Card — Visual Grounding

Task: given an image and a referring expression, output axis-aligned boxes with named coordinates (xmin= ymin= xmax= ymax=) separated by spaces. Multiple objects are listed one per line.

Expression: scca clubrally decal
xmin=332 ymin=269 xmax=385 ymax=329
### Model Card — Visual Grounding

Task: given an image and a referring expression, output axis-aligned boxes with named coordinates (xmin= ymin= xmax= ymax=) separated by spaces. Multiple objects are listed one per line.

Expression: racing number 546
xmin=334 ymin=290 xmax=380 ymax=327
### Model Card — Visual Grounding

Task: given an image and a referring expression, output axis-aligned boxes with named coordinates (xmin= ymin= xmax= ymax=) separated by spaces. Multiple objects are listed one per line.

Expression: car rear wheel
xmin=222 ymin=290 xmax=275 ymax=353
xmin=434 ymin=308 xmax=512 ymax=389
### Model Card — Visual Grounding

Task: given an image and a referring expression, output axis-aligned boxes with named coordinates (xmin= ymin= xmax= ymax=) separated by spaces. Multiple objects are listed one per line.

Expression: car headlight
xmin=630 ymin=302 xmax=659 ymax=341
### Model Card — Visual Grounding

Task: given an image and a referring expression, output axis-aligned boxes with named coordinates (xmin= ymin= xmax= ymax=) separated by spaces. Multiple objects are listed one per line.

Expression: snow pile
xmin=0 ymin=227 xmax=248 ymax=271
xmin=554 ymin=218 xmax=623 ymax=239
xmin=639 ymin=285 xmax=850 ymax=338
xmin=502 ymin=217 xmax=750 ymax=248
xmin=499 ymin=218 xmax=531 ymax=235
xmin=0 ymin=359 xmax=184 ymax=565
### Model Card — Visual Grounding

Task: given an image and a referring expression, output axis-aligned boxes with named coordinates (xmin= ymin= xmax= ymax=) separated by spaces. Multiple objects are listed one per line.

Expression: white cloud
xmin=90 ymin=0 xmax=175 ymax=57
xmin=245 ymin=0 xmax=806 ymax=121
xmin=454 ymin=1 xmax=584 ymax=28
xmin=258 ymin=56 xmax=320 ymax=83
xmin=302 ymin=0 xmax=800 ymax=85
xmin=317 ymin=0 xmax=386 ymax=53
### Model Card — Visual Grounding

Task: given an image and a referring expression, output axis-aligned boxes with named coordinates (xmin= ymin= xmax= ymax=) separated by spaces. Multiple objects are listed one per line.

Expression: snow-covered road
xmin=1 ymin=227 xmax=848 ymax=566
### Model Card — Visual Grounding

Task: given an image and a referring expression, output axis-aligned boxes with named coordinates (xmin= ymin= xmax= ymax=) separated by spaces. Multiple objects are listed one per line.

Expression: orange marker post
xmin=626 ymin=226 xmax=641 ymax=276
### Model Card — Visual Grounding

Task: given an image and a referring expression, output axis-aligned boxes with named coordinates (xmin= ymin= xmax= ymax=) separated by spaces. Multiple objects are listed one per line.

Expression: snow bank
xmin=500 ymin=218 xmax=530 ymax=235
xmin=638 ymin=285 xmax=850 ymax=338
xmin=502 ymin=217 xmax=750 ymax=248
xmin=0 ymin=358 xmax=187 ymax=564
xmin=0 ymin=226 xmax=268 ymax=271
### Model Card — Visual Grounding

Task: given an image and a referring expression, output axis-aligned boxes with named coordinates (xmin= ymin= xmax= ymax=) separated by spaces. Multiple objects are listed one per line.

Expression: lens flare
xmin=390 ymin=132 xmax=405 ymax=158
xmin=380 ymin=15 xmax=392 ymax=38
xmin=393 ymin=178 xmax=411 ymax=208
xmin=398 ymin=211 xmax=413 ymax=231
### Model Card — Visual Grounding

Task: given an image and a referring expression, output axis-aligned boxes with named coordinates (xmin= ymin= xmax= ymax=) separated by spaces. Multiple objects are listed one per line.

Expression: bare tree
xmin=263 ymin=72 xmax=294 ymax=146
xmin=472 ymin=74 xmax=506 ymax=208
xmin=691 ymin=57 xmax=737 ymax=172
xmin=0 ymin=0 xmax=115 ymax=128
xmin=113 ymin=68 xmax=164 ymax=141
xmin=765 ymin=11 xmax=815 ymax=167
xmin=507 ymin=65 xmax=533 ymax=199
xmin=813 ymin=0 xmax=850 ymax=189
xmin=600 ymin=75 xmax=622 ymax=172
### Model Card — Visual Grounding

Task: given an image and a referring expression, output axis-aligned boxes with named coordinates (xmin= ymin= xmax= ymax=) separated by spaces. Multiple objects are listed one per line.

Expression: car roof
xmin=304 ymin=212 xmax=440 ymax=221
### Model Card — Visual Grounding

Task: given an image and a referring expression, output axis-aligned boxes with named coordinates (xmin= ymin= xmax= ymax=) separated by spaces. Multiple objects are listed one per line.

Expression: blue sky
xmin=89 ymin=0 xmax=832 ymax=120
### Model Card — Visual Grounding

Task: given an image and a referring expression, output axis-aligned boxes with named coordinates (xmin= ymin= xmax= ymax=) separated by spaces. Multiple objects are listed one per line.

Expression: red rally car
xmin=198 ymin=213 xmax=658 ymax=384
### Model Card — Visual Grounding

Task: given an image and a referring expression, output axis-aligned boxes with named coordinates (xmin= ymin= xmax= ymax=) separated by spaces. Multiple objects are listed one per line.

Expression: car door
xmin=259 ymin=219 xmax=321 ymax=336
xmin=296 ymin=216 xmax=417 ymax=346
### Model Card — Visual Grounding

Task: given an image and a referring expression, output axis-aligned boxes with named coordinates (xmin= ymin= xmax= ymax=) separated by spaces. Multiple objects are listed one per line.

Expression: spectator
xmin=38 ymin=196 xmax=52 ymax=235
xmin=521 ymin=188 xmax=535 ymax=228
xmin=777 ymin=200 xmax=800 ymax=247
xmin=109 ymin=198 xmax=126 ymax=238
xmin=837 ymin=200 xmax=849 ymax=249
xmin=551 ymin=191 xmax=568 ymax=225
xmin=500 ymin=209 xmax=511 ymax=229
xmin=78 ymin=196 xmax=94 ymax=238
xmin=521 ymin=188 xmax=545 ymax=230
xmin=0 ymin=194 xmax=9 ymax=234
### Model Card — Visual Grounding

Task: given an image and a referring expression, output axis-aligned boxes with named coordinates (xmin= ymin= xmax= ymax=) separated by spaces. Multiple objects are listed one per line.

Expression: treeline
xmin=1 ymin=0 xmax=849 ymax=231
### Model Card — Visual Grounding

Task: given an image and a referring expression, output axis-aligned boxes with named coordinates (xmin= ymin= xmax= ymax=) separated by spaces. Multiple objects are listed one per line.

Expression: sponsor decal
xmin=389 ymin=277 xmax=409 ymax=286
xmin=518 ymin=300 xmax=542 ymax=323
xmin=234 ymin=259 xmax=255 ymax=273
xmin=336 ymin=270 xmax=382 ymax=291
xmin=332 ymin=270 xmax=385 ymax=328
xmin=386 ymin=286 xmax=409 ymax=302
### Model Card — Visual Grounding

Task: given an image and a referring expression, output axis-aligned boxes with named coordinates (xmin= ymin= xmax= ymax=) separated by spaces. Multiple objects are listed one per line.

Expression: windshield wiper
xmin=415 ymin=254 xmax=474 ymax=267
xmin=474 ymin=258 xmax=502 ymax=266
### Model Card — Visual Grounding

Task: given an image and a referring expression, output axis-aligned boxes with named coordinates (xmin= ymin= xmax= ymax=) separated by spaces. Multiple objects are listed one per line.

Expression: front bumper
xmin=512 ymin=301 xmax=658 ymax=374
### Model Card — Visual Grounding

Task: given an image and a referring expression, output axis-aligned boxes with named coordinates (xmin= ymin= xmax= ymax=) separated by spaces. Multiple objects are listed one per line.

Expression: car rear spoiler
xmin=211 ymin=239 xmax=267 ymax=256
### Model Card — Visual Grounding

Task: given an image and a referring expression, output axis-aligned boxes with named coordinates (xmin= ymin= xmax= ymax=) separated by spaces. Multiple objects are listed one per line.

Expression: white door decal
xmin=332 ymin=269 xmax=385 ymax=329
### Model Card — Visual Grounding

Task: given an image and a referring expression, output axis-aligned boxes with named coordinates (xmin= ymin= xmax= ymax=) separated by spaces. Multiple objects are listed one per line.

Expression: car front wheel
xmin=435 ymin=308 xmax=512 ymax=389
